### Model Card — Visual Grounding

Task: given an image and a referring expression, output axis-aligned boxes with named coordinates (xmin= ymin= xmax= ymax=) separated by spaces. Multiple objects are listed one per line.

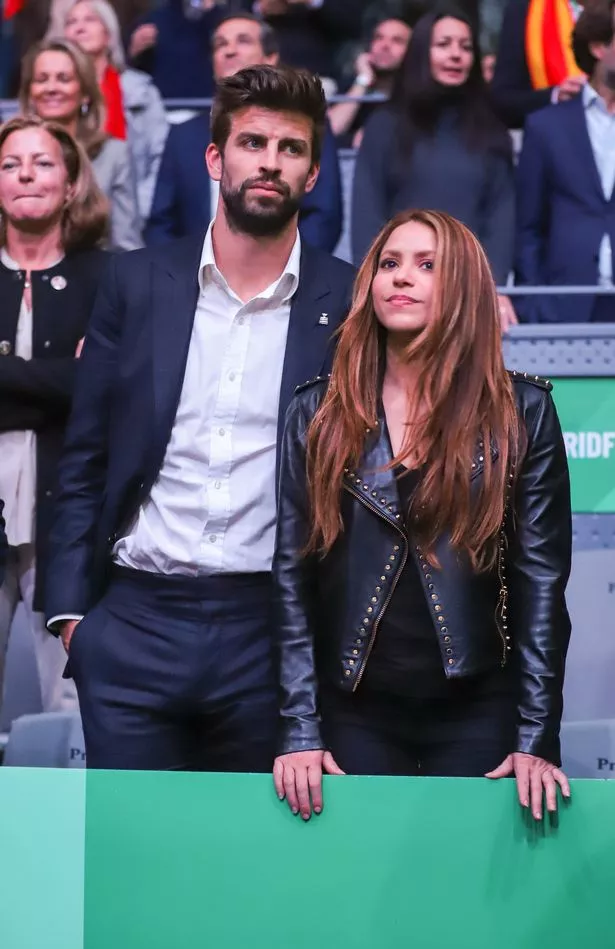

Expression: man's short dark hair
xmin=212 ymin=12 xmax=279 ymax=58
xmin=211 ymin=65 xmax=327 ymax=164
xmin=572 ymin=0 xmax=615 ymax=76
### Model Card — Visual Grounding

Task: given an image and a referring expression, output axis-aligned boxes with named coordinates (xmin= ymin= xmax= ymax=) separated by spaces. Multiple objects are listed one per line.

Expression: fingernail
xmin=292 ymin=808 xmax=298 ymax=815
xmin=278 ymin=793 xmax=284 ymax=800
xmin=302 ymin=813 xmax=310 ymax=821
xmin=314 ymin=806 xmax=322 ymax=814
xmin=534 ymin=812 xmax=541 ymax=820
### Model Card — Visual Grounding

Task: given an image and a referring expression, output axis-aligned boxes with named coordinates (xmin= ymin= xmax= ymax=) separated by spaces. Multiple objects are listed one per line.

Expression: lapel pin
xmin=51 ymin=275 xmax=67 ymax=291
xmin=319 ymin=313 xmax=329 ymax=326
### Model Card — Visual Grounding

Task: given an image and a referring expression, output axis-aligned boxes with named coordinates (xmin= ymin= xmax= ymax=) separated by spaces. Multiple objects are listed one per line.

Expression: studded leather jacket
xmin=273 ymin=372 xmax=572 ymax=765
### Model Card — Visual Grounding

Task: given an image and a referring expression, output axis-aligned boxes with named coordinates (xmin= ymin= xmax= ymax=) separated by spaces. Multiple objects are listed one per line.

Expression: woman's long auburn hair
xmin=306 ymin=209 xmax=524 ymax=573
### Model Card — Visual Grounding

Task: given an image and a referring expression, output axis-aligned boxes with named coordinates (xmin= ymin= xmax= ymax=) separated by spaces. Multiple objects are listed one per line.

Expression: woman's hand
xmin=486 ymin=752 xmax=571 ymax=819
xmin=497 ymin=294 xmax=518 ymax=333
xmin=273 ymin=750 xmax=345 ymax=821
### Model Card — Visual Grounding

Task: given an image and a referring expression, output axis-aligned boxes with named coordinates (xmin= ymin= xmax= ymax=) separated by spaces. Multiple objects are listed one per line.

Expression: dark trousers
xmin=70 ymin=567 xmax=277 ymax=771
xmin=321 ymin=673 xmax=517 ymax=778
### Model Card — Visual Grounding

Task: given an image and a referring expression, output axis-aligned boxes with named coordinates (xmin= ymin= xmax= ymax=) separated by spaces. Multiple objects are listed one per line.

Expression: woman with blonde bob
xmin=273 ymin=209 xmax=572 ymax=821
xmin=0 ymin=116 xmax=108 ymax=712
xmin=20 ymin=38 xmax=142 ymax=250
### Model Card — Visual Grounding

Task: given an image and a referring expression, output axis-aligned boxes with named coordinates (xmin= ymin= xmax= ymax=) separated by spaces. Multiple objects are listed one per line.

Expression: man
xmin=492 ymin=0 xmax=587 ymax=128
xmin=328 ymin=16 xmax=412 ymax=147
xmin=515 ymin=0 xmax=615 ymax=322
xmin=45 ymin=65 xmax=355 ymax=770
xmin=253 ymin=0 xmax=364 ymax=83
xmin=146 ymin=13 xmax=343 ymax=252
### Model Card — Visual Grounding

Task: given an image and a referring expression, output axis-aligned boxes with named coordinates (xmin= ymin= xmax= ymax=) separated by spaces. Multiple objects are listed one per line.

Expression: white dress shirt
xmin=113 ymin=223 xmax=301 ymax=576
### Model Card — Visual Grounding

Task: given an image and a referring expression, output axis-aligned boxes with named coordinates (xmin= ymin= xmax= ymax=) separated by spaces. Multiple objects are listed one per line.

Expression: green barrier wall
xmin=552 ymin=377 xmax=615 ymax=513
xmin=2 ymin=770 xmax=615 ymax=949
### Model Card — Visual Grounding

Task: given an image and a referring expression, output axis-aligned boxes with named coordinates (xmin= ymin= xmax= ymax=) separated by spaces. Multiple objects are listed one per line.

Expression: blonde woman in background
xmin=59 ymin=0 xmax=168 ymax=221
xmin=20 ymin=38 xmax=143 ymax=250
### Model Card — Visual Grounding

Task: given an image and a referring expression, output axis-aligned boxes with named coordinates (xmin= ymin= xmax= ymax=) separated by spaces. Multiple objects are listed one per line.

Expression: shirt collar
xmin=0 ymin=247 xmax=64 ymax=271
xmin=583 ymin=83 xmax=602 ymax=110
xmin=198 ymin=221 xmax=301 ymax=304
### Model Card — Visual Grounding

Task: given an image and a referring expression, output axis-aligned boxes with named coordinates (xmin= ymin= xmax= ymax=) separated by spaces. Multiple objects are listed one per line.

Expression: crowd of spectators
xmin=2 ymin=0 xmax=612 ymax=325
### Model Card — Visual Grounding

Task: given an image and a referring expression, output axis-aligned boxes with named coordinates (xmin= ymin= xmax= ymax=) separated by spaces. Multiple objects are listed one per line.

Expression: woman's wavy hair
xmin=305 ymin=209 xmax=524 ymax=573
xmin=19 ymin=38 xmax=107 ymax=159
xmin=0 ymin=116 xmax=109 ymax=252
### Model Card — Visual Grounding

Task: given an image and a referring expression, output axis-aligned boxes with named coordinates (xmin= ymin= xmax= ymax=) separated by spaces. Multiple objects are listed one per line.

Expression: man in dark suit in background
xmin=45 ymin=65 xmax=355 ymax=770
xmin=515 ymin=0 xmax=615 ymax=322
xmin=492 ymin=0 xmax=586 ymax=128
xmin=146 ymin=13 xmax=343 ymax=252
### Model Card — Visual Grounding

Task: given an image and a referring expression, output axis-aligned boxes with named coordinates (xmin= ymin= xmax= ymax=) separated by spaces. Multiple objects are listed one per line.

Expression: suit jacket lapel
xmin=569 ymin=97 xmax=605 ymax=203
xmin=277 ymin=247 xmax=336 ymax=446
xmin=151 ymin=235 xmax=203 ymax=468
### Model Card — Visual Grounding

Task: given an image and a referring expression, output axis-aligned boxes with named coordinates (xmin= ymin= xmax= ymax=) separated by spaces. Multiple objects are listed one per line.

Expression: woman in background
xmin=20 ymin=38 xmax=142 ymax=250
xmin=0 ymin=116 xmax=107 ymax=711
xmin=351 ymin=7 xmax=517 ymax=330
xmin=273 ymin=210 xmax=571 ymax=820
xmin=62 ymin=0 xmax=168 ymax=221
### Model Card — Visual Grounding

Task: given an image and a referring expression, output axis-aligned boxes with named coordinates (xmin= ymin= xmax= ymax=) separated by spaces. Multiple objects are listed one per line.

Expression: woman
xmin=273 ymin=210 xmax=572 ymax=822
xmin=351 ymin=8 xmax=517 ymax=330
xmin=19 ymin=38 xmax=142 ymax=250
xmin=62 ymin=0 xmax=168 ymax=221
xmin=0 ymin=115 xmax=108 ymax=712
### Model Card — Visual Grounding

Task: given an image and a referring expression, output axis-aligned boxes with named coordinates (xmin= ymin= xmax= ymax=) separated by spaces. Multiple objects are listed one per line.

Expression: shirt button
xmin=209 ymin=534 xmax=217 ymax=544
xmin=214 ymin=481 xmax=221 ymax=490
xmin=229 ymin=372 xmax=236 ymax=382
xmin=218 ymin=427 xmax=225 ymax=436
xmin=237 ymin=317 xmax=244 ymax=325
xmin=44 ymin=340 xmax=51 ymax=349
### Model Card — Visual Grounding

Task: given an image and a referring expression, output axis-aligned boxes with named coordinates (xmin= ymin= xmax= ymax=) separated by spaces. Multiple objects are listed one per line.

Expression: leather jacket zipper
xmin=342 ymin=483 xmax=408 ymax=690
xmin=494 ymin=531 xmax=508 ymax=667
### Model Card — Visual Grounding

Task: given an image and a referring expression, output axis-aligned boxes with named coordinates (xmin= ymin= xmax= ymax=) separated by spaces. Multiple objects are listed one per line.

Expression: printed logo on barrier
xmin=552 ymin=379 xmax=615 ymax=513
xmin=563 ymin=432 xmax=615 ymax=459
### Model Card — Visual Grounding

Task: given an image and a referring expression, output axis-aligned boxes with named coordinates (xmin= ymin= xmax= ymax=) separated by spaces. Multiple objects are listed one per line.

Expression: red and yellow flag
xmin=3 ymin=0 xmax=26 ymax=17
xmin=525 ymin=0 xmax=584 ymax=88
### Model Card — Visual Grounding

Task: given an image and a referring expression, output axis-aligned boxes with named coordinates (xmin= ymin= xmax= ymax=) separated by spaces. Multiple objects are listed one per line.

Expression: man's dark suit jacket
xmin=491 ymin=0 xmax=555 ymax=129
xmin=145 ymin=113 xmax=343 ymax=253
xmin=514 ymin=96 xmax=614 ymax=323
xmin=45 ymin=236 xmax=355 ymax=622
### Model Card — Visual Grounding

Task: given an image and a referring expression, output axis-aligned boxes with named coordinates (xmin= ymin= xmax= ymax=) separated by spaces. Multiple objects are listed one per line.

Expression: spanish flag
xmin=525 ymin=0 xmax=585 ymax=88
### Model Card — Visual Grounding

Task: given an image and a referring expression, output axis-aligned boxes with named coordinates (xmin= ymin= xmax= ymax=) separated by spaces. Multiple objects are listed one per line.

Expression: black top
xmin=362 ymin=466 xmax=447 ymax=697
xmin=351 ymin=107 xmax=515 ymax=283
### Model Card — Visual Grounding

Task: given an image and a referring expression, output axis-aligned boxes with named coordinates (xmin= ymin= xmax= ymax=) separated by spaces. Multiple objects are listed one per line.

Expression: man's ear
xmin=206 ymin=142 xmax=223 ymax=181
xmin=304 ymin=162 xmax=320 ymax=195
xmin=589 ymin=40 xmax=608 ymax=63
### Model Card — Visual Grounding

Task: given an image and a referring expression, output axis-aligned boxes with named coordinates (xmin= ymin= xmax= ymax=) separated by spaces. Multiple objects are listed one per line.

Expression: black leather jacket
xmin=273 ymin=371 xmax=572 ymax=765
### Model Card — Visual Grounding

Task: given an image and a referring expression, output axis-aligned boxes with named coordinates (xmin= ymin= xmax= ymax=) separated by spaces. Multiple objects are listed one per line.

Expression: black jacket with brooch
xmin=273 ymin=371 xmax=572 ymax=764
xmin=0 ymin=248 xmax=107 ymax=609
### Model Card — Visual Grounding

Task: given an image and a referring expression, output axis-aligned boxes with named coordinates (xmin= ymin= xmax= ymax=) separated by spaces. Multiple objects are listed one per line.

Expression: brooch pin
xmin=51 ymin=275 xmax=67 ymax=291
xmin=318 ymin=313 xmax=329 ymax=326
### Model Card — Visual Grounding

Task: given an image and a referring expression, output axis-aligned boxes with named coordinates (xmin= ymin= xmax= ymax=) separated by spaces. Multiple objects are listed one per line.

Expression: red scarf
xmin=101 ymin=65 xmax=127 ymax=141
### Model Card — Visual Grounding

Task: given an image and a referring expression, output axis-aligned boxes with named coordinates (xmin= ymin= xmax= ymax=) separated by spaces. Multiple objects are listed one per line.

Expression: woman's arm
xmin=508 ymin=387 xmax=572 ymax=765
xmin=273 ymin=394 xmax=324 ymax=755
xmin=109 ymin=141 xmax=144 ymax=251
xmin=350 ymin=109 xmax=393 ymax=265
xmin=0 ymin=356 xmax=77 ymax=408
xmin=480 ymin=152 xmax=516 ymax=286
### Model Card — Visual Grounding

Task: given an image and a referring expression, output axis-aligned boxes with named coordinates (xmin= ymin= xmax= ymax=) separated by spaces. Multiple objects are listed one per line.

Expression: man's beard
xmin=221 ymin=170 xmax=303 ymax=237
